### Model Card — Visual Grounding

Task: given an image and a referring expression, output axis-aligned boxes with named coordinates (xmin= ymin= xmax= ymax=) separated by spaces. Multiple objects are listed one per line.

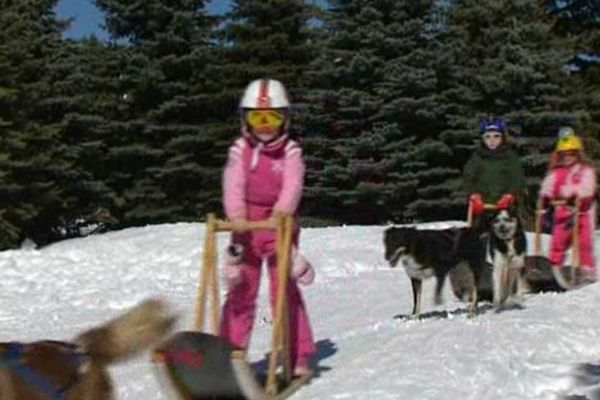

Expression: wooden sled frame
xmin=156 ymin=213 xmax=311 ymax=399
xmin=534 ymin=198 xmax=582 ymax=287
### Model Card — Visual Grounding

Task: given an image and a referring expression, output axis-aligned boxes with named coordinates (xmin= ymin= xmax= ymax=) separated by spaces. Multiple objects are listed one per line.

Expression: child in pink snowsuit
xmin=220 ymin=79 xmax=316 ymax=376
xmin=539 ymin=128 xmax=597 ymax=285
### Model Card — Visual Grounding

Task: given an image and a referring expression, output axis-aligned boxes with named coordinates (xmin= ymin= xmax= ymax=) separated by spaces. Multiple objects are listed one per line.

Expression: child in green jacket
xmin=464 ymin=118 xmax=525 ymax=215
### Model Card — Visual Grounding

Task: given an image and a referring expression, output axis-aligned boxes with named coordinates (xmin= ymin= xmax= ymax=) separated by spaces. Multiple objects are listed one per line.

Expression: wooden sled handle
xmin=216 ymin=219 xmax=278 ymax=232
xmin=537 ymin=199 xmax=569 ymax=212
xmin=195 ymin=214 xmax=291 ymax=333
xmin=534 ymin=198 xmax=582 ymax=282
xmin=196 ymin=213 xmax=297 ymax=398
xmin=466 ymin=203 xmax=500 ymax=228
xmin=572 ymin=198 xmax=581 ymax=271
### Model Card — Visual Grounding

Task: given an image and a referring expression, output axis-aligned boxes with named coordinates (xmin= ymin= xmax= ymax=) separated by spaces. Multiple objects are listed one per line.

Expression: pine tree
xmin=373 ymin=0 xmax=457 ymax=222
xmin=94 ymin=0 xmax=221 ymax=224
xmin=0 ymin=49 xmax=21 ymax=247
xmin=0 ymin=0 xmax=74 ymax=247
xmin=437 ymin=0 xmax=584 ymax=215
xmin=550 ymin=0 xmax=600 ymax=139
xmin=303 ymin=0 xmax=445 ymax=223
xmin=57 ymin=38 xmax=125 ymax=230
xmin=218 ymin=0 xmax=321 ymax=93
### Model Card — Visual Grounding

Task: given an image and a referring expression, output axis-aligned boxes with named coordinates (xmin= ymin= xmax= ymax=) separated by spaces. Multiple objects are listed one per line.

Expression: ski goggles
xmin=244 ymin=109 xmax=286 ymax=129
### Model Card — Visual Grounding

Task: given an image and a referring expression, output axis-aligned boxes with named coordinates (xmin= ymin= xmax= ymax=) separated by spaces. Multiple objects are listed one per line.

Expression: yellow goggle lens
xmin=245 ymin=110 xmax=285 ymax=129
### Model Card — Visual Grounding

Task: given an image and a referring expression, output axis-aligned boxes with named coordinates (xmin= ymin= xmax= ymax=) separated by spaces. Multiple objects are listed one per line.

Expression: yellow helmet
xmin=555 ymin=134 xmax=583 ymax=152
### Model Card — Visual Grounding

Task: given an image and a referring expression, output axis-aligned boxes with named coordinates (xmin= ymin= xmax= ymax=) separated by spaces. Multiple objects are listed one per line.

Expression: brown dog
xmin=0 ymin=298 xmax=177 ymax=400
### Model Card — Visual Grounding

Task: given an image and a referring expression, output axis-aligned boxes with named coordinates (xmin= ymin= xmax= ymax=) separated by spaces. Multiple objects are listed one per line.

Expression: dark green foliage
xmin=0 ymin=0 xmax=75 ymax=248
xmin=549 ymin=0 xmax=600 ymax=142
xmin=0 ymin=0 xmax=598 ymax=248
xmin=58 ymin=39 xmax=126 ymax=227
xmin=93 ymin=0 xmax=222 ymax=225
xmin=374 ymin=0 xmax=458 ymax=221
xmin=437 ymin=0 xmax=585 ymax=216
xmin=218 ymin=0 xmax=321 ymax=88
xmin=303 ymin=0 xmax=450 ymax=223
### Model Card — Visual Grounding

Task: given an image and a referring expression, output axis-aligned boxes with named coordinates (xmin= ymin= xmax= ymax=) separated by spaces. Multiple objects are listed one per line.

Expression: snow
xmin=1 ymin=222 xmax=600 ymax=399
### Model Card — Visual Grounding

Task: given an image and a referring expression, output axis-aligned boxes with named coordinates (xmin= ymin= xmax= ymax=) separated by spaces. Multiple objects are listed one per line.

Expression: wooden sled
xmin=153 ymin=214 xmax=311 ymax=400
xmin=525 ymin=199 xmax=583 ymax=291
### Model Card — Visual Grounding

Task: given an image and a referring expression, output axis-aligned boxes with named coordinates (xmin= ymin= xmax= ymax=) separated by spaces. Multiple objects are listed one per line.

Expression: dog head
xmin=491 ymin=209 xmax=519 ymax=241
xmin=383 ymin=227 xmax=417 ymax=268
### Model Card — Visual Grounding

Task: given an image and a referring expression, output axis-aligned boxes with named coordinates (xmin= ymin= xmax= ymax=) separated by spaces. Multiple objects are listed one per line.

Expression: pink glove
xmin=291 ymin=248 xmax=315 ymax=286
xmin=496 ymin=194 xmax=515 ymax=210
xmin=224 ymin=244 xmax=244 ymax=289
xmin=470 ymin=193 xmax=485 ymax=215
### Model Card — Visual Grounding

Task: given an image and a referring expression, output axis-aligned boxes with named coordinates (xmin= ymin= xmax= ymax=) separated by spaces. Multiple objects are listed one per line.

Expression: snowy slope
xmin=1 ymin=223 xmax=600 ymax=400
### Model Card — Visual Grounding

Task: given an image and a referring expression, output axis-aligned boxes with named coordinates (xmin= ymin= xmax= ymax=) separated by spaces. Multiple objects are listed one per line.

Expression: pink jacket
xmin=223 ymin=135 xmax=305 ymax=220
xmin=540 ymin=163 xmax=597 ymax=208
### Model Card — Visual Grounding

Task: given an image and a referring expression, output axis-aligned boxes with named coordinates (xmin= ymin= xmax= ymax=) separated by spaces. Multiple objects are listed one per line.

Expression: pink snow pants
xmin=219 ymin=216 xmax=316 ymax=367
xmin=550 ymin=204 xmax=596 ymax=275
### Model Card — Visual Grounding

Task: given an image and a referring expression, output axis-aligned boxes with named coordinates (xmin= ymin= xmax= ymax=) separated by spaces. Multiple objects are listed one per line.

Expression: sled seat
xmin=154 ymin=331 xmax=311 ymax=400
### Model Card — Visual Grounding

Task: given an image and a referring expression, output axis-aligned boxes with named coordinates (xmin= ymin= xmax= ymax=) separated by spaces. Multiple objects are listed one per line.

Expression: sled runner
xmin=527 ymin=199 xmax=583 ymax=290
xmin=153 ymin=214 xmax=312 ymax=400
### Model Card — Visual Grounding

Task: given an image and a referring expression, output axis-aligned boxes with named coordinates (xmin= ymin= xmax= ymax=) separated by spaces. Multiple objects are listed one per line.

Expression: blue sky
xmin=55 ymin=0 xmax=326 ymax=40
xmin=54 ymin=0 xmax=234 ymax=40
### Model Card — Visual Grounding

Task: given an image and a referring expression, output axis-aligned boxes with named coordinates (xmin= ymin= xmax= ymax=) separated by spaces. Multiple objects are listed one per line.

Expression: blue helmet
xmin=480 ymin=117 xmax=507 ymax=135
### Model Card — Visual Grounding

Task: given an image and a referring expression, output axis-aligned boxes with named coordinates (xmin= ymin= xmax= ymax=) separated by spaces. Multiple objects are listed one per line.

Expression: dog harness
xmin=0 ymin=342 xmax=87 ymax=400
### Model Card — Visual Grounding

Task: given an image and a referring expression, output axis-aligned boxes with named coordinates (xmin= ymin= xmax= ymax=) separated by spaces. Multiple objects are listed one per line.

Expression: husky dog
xmin=488 ymin=208 xmax=528 ymax=308
xmin=0 ymin=298 xmax=177 ymax=400
xmin=384 ymin=226 xmax=484 ymax=316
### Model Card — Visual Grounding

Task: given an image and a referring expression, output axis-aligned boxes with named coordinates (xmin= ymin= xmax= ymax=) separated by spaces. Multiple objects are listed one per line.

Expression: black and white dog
xmin=383 ymin=226 xmax=484 ymax=316
xmin=487 ymin=208 xmax=528 ymax=308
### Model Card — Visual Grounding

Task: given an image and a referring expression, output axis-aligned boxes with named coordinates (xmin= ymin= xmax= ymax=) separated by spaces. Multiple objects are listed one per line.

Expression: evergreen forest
xmin=0 ymin=0 xmax=598 ymax=248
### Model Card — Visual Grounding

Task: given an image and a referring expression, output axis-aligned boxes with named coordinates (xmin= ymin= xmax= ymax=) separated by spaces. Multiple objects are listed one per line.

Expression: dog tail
xmin=75 ymin=297 xmax=178 ymax=365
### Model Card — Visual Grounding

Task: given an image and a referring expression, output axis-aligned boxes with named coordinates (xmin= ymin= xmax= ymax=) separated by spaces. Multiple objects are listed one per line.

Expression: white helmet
xmin=239 ymin=79 xmax=290 ymax=109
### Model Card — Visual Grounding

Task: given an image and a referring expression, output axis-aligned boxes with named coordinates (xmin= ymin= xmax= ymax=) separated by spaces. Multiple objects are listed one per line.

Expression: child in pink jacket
xmin=539 ymin=127 xmax=597 ymax=286
xmin=220 ymin=79 xmax=316 ymax=376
